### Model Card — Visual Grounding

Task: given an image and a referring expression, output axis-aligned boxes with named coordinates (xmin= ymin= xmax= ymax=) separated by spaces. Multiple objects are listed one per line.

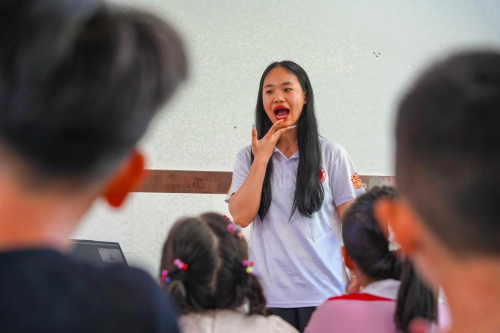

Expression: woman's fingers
xmin=272 ymin=125 xmax=294 ymax=141
xmin=251 ymin=127 xmax=258 ymax=143
xmin=265 ymin=120 xmax=285 ymax=137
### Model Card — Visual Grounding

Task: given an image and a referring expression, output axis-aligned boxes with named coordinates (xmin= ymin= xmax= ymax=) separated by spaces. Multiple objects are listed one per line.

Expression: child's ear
xmin=342 ymin=246 xmax=355 ymax=271
xmin=375 ymin=198 xmax=423 ymax=256
xmin=103 ymin=150 xmax=145 ymax=208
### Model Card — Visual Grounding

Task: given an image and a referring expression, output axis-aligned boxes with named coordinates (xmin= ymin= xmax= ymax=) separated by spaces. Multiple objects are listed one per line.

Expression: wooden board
xmin=134 ymin=170 xmax=395 ymax=194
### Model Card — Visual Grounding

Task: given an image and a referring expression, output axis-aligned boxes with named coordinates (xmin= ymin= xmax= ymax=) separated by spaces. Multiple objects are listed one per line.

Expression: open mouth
xmin=274 ymin=108 xmax=290 ymax=120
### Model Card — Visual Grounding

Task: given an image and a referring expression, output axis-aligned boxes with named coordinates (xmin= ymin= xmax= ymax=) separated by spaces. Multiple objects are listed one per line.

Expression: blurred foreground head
xmin=0 ymin=0 xmax=187 ymax=189
xmin=375 ymin=50 xmax=500 ymax=333
xmin=395 ymin=50 xmax=500 ymax=256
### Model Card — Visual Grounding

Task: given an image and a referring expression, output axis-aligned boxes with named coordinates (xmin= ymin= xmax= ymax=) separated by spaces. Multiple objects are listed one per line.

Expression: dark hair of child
xmin=0 ymin=0 xmax=187 ymax=187
xmin=159 ymin=213 xmax=267 ymax=315
xmin=395 ymin=50 xmax=500 ymax=255
xmin=342 ymin=186 xmax=438 ymax=333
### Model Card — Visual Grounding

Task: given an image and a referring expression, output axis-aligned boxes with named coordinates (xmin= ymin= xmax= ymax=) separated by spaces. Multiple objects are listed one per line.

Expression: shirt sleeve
xmin=225 ymin=147 xmax=251 ymax=204
xmin=328 ymin=143 xmax=365 ymax=207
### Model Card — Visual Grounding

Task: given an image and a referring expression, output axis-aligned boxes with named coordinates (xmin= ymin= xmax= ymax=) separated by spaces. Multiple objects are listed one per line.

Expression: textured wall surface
xmin=125 ymin=0 xmax=500 ymax=175
xmin=73 ymin=194 xmax=237 ymax=277
xmin=74 ymin=0 xmax=500 ymax=276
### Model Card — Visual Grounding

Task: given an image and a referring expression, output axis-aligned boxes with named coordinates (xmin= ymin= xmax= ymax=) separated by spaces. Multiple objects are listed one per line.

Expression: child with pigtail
xmin=159 ymin=212 xmax=298 ymax=333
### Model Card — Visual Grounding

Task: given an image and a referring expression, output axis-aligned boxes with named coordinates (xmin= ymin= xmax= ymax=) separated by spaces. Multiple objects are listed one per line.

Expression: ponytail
xmin=342 ymin=187 xmax=440 ymax=333
xmin=245 ymin=274 xmax=267 ymax=315
xmin=395 ymin=261 xmax=438 ymax=333
xmin=159 ymin=217 xmax=219 ymax=314
xmin=213 ymin=253 xmax=268 ymax=316
xmin=166 ymin=279 xmax=187 ymax=308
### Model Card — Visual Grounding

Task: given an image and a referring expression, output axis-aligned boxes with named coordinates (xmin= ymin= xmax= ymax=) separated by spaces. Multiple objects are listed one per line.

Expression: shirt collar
xmin=361 ymin=279 xmax=401 ymax=300
xmin=274 ymin=147 xmax=300 ymax=159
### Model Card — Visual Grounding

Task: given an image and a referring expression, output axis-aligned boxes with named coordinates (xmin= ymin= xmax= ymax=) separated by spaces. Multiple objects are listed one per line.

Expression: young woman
xmin=306 ymin=187 xmax=452 ymax=333
xmin=159 ymin=213 xmax=298 ymax=333
xmin=226 ymin=61 xmax=365 ymax=331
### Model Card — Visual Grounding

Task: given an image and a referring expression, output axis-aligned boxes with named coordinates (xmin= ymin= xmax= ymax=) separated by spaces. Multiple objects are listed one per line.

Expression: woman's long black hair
xmin=252 ymin=61 xmax=324 ymax=219
xmin=342 ymin=186 xmax=439 ymax=333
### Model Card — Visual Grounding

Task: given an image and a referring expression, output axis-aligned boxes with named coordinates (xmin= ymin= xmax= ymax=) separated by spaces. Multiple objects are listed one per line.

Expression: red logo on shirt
xmin=320 ymin=167 xmax=326 ymax=183
xmin=351 ymin=173 xmax=363 ymax=189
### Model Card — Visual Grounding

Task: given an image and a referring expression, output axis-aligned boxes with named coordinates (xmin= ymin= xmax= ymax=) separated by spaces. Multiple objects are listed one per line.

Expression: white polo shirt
xmin=226 ymin=138 xmax=365 ymax=307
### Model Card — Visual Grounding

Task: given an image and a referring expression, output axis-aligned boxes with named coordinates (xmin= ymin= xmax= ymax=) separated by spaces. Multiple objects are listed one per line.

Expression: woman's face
xmin=262 ymin=67 xmax=306 ymax=127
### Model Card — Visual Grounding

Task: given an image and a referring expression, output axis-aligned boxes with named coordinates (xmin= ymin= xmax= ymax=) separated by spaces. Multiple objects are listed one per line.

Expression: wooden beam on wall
xmin=134 ymin=170 xmax=395 ymax=194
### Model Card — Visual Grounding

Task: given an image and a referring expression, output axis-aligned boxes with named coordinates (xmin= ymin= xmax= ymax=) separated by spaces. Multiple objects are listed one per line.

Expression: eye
xmin=265 ymin=90 xmax=273 ymax=94
xmin=284 ymin=88 xmax=292 ymax=92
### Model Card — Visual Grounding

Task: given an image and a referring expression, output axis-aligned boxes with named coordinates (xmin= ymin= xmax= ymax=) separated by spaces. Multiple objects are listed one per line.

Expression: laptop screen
xmin=70 ymin=239 xmax=128 ymax=266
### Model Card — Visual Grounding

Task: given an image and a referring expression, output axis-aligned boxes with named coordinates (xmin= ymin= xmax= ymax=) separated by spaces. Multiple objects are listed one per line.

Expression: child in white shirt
xmin=159 ymin=213 xmax=298 ymax=333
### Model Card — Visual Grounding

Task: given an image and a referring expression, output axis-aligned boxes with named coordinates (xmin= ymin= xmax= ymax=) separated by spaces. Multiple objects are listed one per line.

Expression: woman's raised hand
xmin=251 ymin=120 xmax=294 ymax=164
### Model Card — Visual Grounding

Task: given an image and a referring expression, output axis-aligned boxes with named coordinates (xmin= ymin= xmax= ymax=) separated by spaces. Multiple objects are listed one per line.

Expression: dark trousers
xmin=267 ymin=307 xmax=316 ymax=333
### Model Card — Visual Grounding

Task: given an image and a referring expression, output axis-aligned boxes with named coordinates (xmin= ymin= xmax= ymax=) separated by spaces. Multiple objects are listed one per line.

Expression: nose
xmin=273 ymin=90 xmax=284 ymax=103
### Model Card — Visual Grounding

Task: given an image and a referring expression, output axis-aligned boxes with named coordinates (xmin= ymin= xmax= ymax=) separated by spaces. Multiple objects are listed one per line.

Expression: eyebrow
xmin=264 ymin=82 xmax=293 ymax=88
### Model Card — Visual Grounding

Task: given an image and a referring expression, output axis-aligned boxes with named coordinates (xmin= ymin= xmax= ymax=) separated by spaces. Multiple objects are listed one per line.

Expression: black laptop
xmin=70 ymin=239 xmax=128 ymax=266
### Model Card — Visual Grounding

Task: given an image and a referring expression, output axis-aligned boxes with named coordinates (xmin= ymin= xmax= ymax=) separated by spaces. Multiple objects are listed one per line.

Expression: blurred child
xmin=306 ymin=187 xmax=451 ymax=333
xmin=160 ymin=213 xmax=299 ymax=333
xmin=0 ymin=0 xmax=186 ymax=331
xmin=376 ymin=50 xmax=500 ymax=333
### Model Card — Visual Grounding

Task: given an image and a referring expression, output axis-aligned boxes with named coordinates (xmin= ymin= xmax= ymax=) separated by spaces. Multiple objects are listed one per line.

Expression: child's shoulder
xmin=215 ymin=310 xmax=299 ymax=333
xmin=240 ymin=313 xmax=299 ymax=333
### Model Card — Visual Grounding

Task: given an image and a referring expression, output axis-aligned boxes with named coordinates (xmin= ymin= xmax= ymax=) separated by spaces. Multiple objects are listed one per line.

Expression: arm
xmin=229 ymin=120 xmax=294 ymax=228
xmin=328 ymin=142 xmax=365 ymax=220
xmin=337 ymin=199 xmax=355 ymax=220
xmin=229 ymin=159 xmax=267 ymax=227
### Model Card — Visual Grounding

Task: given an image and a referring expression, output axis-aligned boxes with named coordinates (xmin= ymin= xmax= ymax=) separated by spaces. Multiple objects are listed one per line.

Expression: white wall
xmin=73 ymin=0 xmax=500 ymax=276
xmin=73 ymin=193 xmax=232 ymax=277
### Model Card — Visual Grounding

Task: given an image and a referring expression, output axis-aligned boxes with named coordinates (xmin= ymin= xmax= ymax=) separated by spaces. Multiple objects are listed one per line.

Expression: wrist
xmin=252 ymin=156 xmax=269 ymax=167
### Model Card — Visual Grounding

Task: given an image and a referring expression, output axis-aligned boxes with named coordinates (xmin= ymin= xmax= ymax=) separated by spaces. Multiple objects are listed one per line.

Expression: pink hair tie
xmin=174 ymin=258 xmax=188 ymax=270
xmin=242 ymin=259 xmax=255 ymax=274
xmin=227 ymin=223 xmax=237 ymax=233
xmin=226 ymin=222 xmax=244 ymax=239
xmin=161 ymin=270 xmax=172 ymax=283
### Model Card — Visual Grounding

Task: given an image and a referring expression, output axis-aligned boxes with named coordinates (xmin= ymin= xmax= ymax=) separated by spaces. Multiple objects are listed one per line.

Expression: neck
xmin=441 ymin=256 xmax=500 ymax=333
xmin=0 ymin=169 xmax=99 ymax=253
xmin=354 ymin=268 xmax=374 ymax=289
xmin=276 ymin=128 xmax=298 ymax=149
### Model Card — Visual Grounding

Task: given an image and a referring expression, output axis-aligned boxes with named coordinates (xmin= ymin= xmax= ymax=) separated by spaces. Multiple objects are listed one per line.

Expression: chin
xmin=279 ymin=117 xmax=294 ymax=125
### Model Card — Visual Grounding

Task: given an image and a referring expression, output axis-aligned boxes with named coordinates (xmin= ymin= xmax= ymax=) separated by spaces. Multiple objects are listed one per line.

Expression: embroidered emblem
xmin=320 ymin=167 xmax=326 ymax=184
xmin=351 ymin=173 xmax=363 ymax=189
